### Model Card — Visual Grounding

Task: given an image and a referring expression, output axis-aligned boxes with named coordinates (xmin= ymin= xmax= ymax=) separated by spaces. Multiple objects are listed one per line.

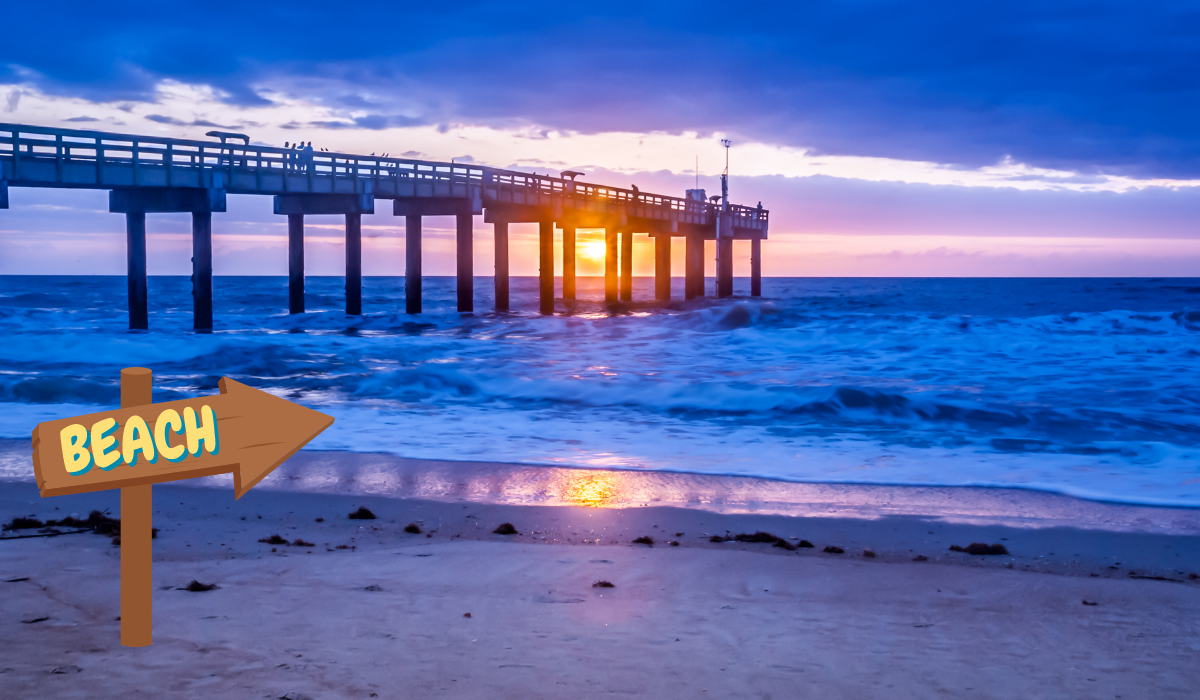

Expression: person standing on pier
xmin=303 ymin=141 xmax=314 ymax=172
xmin=284 ymin=142 xmax=291 ymax=171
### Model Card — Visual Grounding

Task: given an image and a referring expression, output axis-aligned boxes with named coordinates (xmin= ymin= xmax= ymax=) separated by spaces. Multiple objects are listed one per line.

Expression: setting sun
xmin=580 ymin=240 xmax=607 ymax=261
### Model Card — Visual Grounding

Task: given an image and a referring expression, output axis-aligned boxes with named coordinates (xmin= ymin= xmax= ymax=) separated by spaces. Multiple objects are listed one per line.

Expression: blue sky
xmin=3 ymin=1 xmax=1199 ymax=276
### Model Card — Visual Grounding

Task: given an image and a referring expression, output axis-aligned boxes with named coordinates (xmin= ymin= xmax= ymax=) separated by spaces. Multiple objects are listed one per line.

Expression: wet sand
xmin=2 ymin=449 xmax=1199 ymax=699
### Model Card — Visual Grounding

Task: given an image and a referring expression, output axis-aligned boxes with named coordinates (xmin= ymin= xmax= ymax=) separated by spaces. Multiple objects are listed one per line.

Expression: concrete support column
xmin=493 ymin=221 xmax=509 ymax=312
xmin=620 ymin=229 xmax=633 ymax=301
xmin=456 ymin=212 xmax=473 ymax=312
xmin=685 ymin=231 xmax=704 ymax=300
xmin=539 ymin=219 xmax=554 ymax=315
xmin=288 ymin=214 xmax=304 ymax=314
xmin=345 ymin=213 xmax=362 ymax=315
xmin=655 ymin=234 xmax=671 ymax=301
xmin=126 ymin=212 xmax=148 ymax=330
xmin=562 ymin=225 xmax=576 ymax=300
xmin=717 ymin=237 xmax=733 ymax=298
xmin=192 ymin=212 xmax=213 ymax=330
xmin=406 ymin=215 xmax=422 ymax=314
xmin=751 ymin=238 xmax=762 ymax=297
xmin=605 ymin=227 xmax=619 ymax=303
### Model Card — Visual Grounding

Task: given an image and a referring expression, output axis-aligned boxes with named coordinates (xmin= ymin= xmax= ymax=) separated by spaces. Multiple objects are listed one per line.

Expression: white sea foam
xmin=0 ymin=276 xmax=1197 ymax=506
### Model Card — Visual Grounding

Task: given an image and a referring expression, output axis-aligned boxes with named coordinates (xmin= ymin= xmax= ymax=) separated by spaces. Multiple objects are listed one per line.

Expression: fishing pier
xmin=0 ymin=123 xmax=769 ymax=329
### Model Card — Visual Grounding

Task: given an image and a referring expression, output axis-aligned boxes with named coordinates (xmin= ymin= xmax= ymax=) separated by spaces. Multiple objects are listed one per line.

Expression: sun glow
xmin=579 ymin=240 xmax=607 ymax=261
xmin=559 ymin=471 xmax=622 ymax=508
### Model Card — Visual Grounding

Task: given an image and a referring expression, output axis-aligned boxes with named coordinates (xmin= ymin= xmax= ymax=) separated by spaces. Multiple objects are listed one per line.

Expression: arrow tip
xmin=219 ymin=378 xmax=334 ymax=499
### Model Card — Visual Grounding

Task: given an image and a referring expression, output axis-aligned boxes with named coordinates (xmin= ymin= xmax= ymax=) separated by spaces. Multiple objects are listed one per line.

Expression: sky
xmin=2 ymin=0 xmax=1199 ymax=277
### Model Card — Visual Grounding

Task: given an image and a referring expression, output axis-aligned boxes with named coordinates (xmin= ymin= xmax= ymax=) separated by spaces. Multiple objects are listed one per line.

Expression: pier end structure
xmin=1 ymin=123 xmax=768 ymax=320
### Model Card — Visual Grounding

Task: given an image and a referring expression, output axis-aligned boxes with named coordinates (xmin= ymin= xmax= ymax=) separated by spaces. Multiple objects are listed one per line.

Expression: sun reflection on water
xmin=559 ymin=470 xmax=623 ymax=508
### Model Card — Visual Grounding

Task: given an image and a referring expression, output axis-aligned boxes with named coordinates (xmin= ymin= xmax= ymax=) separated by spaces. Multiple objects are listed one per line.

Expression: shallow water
xmin=1 ymin=275 xmax=1198 ymax=506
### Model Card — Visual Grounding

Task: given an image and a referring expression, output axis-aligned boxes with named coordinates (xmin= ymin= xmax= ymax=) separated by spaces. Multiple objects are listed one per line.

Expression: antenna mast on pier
xmin=716 ymin=139 xmax=731 ymax=275
xmin=720 ymin=139 xmax=731 ymax=211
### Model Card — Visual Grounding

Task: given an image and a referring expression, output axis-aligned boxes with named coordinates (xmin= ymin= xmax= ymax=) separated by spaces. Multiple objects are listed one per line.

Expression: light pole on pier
xmin=716 ymin=139 xmax=733 ymax=297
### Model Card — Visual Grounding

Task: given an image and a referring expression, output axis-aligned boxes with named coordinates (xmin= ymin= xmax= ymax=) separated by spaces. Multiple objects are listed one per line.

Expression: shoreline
xmin=5 ymin=436 xmax=1200 ymax=515
xmin=8 ymin=439 xmax=1200 ymax=534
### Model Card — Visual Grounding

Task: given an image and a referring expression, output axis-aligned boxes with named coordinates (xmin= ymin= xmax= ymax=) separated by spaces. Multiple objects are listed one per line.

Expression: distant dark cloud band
xmin=3 ymin=1 xmax=1199 ymax=177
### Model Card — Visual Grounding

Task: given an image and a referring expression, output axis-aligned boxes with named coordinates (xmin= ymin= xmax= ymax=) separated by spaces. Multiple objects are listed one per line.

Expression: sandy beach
xmin=3 ymin=445 xmax=1199 ymax=699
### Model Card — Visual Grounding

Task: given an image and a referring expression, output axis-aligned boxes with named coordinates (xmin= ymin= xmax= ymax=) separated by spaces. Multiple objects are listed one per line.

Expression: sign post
xmin=121 ymin=368 xmax=154 ymax=647
xmin=31 ymin=367 xmax=334 ymax=647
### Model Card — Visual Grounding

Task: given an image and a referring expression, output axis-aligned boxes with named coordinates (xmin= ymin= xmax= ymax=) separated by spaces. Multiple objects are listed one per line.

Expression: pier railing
xmin=0 ymin=123 xmax=767 ymax=229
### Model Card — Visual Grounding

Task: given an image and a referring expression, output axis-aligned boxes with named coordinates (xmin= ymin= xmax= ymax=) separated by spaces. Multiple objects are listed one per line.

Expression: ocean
xmin=1 ymin=275 xmax=1198 ymax=507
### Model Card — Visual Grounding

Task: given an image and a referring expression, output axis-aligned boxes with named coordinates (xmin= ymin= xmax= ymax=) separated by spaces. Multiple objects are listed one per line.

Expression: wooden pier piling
xmin=685 ymin=231 xmax=704 ymax=300
xmin=345 ymin=213 xmax=362 ymax=315
xmin=751 ymin=238 xmax=762 ymax=297
xmin=493 ymin=220 xmax=508 ymax=311
xmin=605 ymin=227 xmax=619 ymax=303
xmin=717 ymin=237 xmax=733 ymax=298
xmin=562 ymin=225 xmax=576 ymax=300
xmin=456 ymin=213 xmax=473 ymax=312
xmin=406 ymin=215 xmax=422 ymax=314
xmin=126 ymin=213 xmax=148 ymax=330
xmin=288 ymin=214 xmax=305 ymax=314
xmin=192 ymin=212 xmax=213 ymax=330
xmin=539 ymin=219 xmax=554 ymax=314
xmin=620 ymin=230 xmax=633 ymax=301
xmin=655 ymin=234 xmax=671 ymax=301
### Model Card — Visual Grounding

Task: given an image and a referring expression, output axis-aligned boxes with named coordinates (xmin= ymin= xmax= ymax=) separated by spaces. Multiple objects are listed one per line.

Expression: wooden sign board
xmin=34 ymin=376 xmax=333 ymax=498
xmin=30 ymin=368 xmax=334 ymax=647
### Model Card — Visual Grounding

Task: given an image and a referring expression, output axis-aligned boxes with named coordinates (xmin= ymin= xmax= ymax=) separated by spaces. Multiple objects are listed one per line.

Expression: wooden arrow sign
xmin=32 ymin=376 xmax=334 ymax=498
xmin=30 ymin=369 xmax=334 ymax=648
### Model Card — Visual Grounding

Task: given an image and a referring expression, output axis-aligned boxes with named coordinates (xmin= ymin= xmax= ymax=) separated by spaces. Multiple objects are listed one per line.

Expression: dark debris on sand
xmin=182 ymin=580 xmax=218 ymax=592
xmin=292 ymin=539 xmax=315 ymax=548
xmin=950 ymin=543 xmax=1009 ymax=555
xmin=632 ymin=536 xmax=654 ymax=546
xmin=259 ymin=534 xmax=289 ymax=545
xmin=823 ymin=546 xmax=845 ymax=554
xmin=348 ymin=507 xmax=377 ymax=520
xmin=797 ymin=540 xmax=814 ymax=548
xmin=1082 ymin=599 xmax=1098 ymax=606
xmin=4 ymin=516 xmax=45 ymax=530
xmin=364 ymin=585 xmax=383 ymax=592
xmin=404 ymin=523 xmax=422 ymax=534
xmin=863 ymin=549 xmax=877 ymax=558
xmin=493 ymin=523 xmax=519 ymax=535
xmin=913 ymin=555 xmax=929 ymax=562
xmin=1128 ymin=572 xmax=1180 ymax=582
xmin=710 ymin=532 xmax=808 ymax=551
xmin=593 ymin=580 xmax=615 ymax=588
xmin=733 ymin=531 xmax=782 ymax=544
xmin=6 ymin=510 xmax=132 ymax=543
